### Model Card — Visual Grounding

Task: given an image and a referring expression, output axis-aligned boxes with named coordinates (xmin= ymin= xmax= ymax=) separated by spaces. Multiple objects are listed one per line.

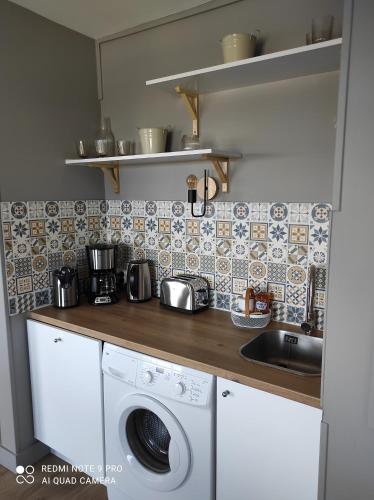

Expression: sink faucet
xmin=300 ymin=265 xmax=316 ymax=335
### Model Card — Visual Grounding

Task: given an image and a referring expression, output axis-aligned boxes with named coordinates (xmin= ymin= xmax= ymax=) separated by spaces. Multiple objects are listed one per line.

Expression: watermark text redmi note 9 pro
xmin=16 ymin=463 xmax=123 ymax=486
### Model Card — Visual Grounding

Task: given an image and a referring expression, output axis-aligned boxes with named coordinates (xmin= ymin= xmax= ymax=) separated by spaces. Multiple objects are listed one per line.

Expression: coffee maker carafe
xmin=86 ymin=244 xmax=118 ymax=305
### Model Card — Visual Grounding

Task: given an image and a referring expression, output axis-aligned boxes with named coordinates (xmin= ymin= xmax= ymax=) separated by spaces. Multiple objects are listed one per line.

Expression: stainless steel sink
xmin=240 ymin=329 xmax=323 ymax=376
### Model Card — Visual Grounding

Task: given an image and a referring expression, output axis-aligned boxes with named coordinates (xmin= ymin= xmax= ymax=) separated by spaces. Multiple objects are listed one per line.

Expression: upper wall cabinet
xmin=145 ymin=39 xmax=342 ymax=94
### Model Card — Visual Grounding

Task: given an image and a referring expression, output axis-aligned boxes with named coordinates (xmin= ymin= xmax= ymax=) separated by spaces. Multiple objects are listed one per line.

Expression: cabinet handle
xmin=54 ymin=337 xmax=62 ymax=343
xmin=222 ymin=390 xmax=230 ymax=398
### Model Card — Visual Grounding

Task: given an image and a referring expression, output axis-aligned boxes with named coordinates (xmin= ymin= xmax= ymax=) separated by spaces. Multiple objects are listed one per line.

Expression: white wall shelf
xmin=146 ymin=38 xmax=342 ymax=94
xmin=65 ymin=149 xmax=241 ymax=166
xmin=65 ymin=149 xmax=242 ymax=193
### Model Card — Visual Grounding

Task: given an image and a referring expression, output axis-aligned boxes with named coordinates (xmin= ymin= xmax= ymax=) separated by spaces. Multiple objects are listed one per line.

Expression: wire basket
xmin=231 ymin=311 xmax=271 ymax=329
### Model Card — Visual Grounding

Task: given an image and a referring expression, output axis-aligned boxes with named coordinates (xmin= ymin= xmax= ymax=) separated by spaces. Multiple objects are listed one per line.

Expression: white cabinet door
xmin=217 ymin=378 xmax=322 ymax=500
xmin=27 ymin=320 xmax=104 ymax=476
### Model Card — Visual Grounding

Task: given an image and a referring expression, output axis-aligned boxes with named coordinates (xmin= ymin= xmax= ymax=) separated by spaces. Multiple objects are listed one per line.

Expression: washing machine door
xmin=117 ymin=393 xmax=191 ymax=492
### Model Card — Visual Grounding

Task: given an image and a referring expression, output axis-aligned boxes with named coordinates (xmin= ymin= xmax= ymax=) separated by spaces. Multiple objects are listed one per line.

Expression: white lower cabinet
xmin=217 ymin=378 xmax=322 ymax=500
xmin=27 ymin=320 xmax=104 ymax=477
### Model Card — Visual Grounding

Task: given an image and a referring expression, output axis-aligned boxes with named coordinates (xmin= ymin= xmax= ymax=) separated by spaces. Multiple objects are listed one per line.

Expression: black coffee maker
xmin=86 ymin=244 xmax=118 ymax=305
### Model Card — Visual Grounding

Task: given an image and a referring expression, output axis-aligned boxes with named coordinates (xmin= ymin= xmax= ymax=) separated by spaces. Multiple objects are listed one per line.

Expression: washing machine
xmin=102 ymin=342 xmax=215 ymax=500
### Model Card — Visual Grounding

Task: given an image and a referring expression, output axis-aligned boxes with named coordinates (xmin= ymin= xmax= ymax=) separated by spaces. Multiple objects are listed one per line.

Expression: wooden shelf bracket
xmin=86 ymin=161 xmax=120 ymax=193
xmin=203 ymin=155 xmax=230 ymax=193
xmin=175 ymin=85 xmax=199 ymax=136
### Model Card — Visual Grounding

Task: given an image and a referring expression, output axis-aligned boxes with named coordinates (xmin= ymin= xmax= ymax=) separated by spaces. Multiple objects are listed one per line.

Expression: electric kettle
xmin=126 ymin=260 xmax=152 ymax=302
xmin=53 ymin=267 xmax=79 ymax=308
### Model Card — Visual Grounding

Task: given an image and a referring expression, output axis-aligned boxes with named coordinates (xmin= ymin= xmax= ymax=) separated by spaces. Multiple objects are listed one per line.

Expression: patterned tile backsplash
xmin=0 ymin=200 xmax=331 ymax=328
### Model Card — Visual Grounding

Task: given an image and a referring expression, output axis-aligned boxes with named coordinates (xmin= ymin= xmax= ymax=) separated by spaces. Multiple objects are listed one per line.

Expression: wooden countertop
xmin=28 ymin=298 xmax=321 ymax=408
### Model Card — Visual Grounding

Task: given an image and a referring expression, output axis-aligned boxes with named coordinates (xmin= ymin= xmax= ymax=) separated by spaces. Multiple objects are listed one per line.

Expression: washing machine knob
xmin=143 ymin=371 xmax=153 ymax=384
xmin=174 ymin=382 xmax=186 ymax=395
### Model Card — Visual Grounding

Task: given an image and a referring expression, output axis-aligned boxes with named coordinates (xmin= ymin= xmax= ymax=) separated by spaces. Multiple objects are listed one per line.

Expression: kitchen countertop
xmin=28 ymin=298 xmax=322 ymax=408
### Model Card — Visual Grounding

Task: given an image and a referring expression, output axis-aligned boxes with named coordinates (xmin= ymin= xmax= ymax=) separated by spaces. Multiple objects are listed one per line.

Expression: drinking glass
xmin=117 ymin=140 xmax=132 ymax=155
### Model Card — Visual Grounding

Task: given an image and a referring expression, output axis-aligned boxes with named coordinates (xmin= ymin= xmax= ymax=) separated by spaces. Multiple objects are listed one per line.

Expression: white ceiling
xmin=10 ymin=0 xmax=213 ymax=39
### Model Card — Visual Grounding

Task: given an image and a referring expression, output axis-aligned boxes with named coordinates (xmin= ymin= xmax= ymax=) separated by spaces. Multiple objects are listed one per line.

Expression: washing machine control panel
xmin=103 ymin=343 xmax=214 ymax=407
xmin=137 ymin=361 xmax=212 ymax=406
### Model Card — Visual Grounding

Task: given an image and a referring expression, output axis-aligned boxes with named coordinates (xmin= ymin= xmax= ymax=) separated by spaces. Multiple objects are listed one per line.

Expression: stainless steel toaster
xmin=160 ymin=275 xmax=209 ymax=313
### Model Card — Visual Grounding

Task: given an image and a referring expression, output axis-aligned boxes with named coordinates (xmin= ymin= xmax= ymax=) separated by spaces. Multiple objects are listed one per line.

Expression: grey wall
xmin=323 ymin=1 xmax=374 ymax=499
xmin=100 ymin=0 xmax=343 ymax=202
xmin=0 ymin=0 xmax=103 ymax=201
xmin=0 ymin=233 xmax=16 ymax=453
xmin=0 ymin=0 xmax=102 ymax=469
